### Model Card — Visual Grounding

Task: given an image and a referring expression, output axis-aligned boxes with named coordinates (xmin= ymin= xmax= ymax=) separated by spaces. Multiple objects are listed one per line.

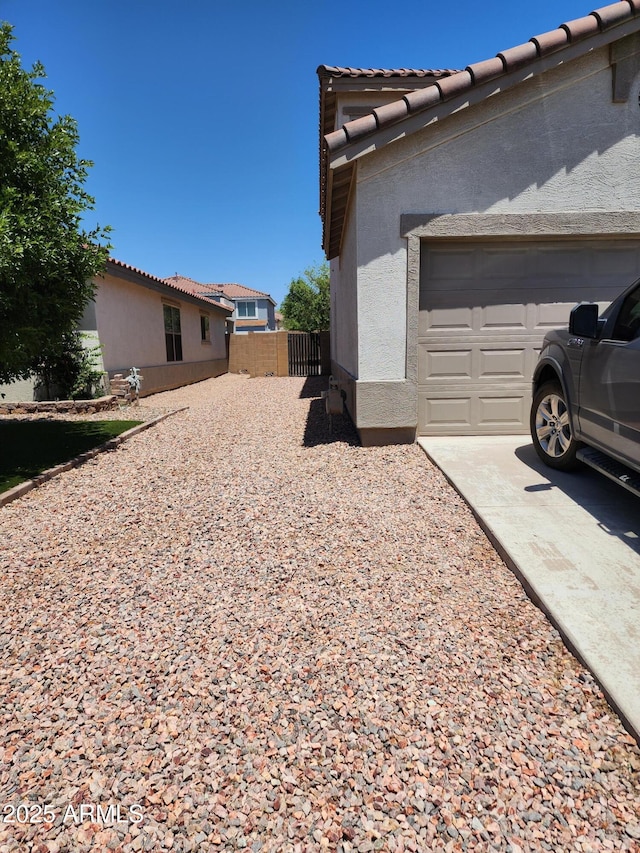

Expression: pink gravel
xmin=0 ymin=373 xmax=638 ymax=853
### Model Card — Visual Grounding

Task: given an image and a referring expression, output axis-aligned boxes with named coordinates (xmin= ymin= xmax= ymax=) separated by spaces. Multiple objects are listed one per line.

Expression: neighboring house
xmin=165 ymin=275 xmax=277 ymax=332
xmin=319 ymin=1 xmax=640 ymax=446
xmin=86 ymin=259 xmax=232 ymax=396
xmin=275 ymin=311 xmax=284 ymax=330
xmin=0 ymin=258 xmax=232 ymax=402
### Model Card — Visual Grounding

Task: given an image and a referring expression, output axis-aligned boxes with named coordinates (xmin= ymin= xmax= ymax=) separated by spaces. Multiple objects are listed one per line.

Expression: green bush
xmin=35 ymin=332 xmax=105 ymax=400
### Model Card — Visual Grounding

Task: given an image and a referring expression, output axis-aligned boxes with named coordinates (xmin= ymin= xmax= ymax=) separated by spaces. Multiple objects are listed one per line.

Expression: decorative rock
xmin=0 ymin=374 xmax=638 ymax=852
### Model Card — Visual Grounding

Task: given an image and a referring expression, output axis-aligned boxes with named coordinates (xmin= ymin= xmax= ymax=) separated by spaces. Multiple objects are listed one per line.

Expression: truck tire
xmin=530 ymin=381 xmax=579 ymax=471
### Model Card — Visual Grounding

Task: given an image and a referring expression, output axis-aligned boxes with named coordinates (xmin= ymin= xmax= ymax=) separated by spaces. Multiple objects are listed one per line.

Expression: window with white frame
xmin=237 ymin=300 xmax=256 ymax=318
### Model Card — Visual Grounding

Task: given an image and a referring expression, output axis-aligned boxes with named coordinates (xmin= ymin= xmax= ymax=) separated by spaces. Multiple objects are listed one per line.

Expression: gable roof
xmin=320 ymin=0 xmax=640 ymax=259
xmin=164 ymin=275 xmax=276 ymax=306
xmin=317 ymin=66 xmax=460 ymax=245
xmin=106 ymin=259 xmax=232 ymax=314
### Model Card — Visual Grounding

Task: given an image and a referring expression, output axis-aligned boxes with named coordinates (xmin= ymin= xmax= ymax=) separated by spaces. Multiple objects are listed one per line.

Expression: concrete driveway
xmin=418 ymin=436 xmax=640 ymax=743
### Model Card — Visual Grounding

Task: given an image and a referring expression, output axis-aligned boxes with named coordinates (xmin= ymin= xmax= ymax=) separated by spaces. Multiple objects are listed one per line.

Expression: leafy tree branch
xmin=0 ymin=22 xmax=111 ymax=383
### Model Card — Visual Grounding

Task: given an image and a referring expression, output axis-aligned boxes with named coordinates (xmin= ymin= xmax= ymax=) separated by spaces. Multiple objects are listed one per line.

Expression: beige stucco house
xmin=320 ymin=0 xmax=640 ymax=445
xmin=0 ymin=258 xmax=232 ymax=401
xmin=85 ymin=259 xmax=231 ymax=396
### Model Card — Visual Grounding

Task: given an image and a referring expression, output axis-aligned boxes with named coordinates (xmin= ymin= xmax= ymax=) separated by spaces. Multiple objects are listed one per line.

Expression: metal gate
xmin=288 ymin=332 xmax=322 ymax=376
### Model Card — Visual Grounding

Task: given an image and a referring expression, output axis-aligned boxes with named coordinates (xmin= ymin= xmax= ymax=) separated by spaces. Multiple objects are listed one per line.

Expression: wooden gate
xmin=288 ymin=332 xmax=322 ymax=376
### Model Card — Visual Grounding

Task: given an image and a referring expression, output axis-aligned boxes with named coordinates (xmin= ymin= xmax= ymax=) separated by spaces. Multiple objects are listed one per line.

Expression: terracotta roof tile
xmin=436 ymin=70 xmax=474 ymax=99
xmin=163 ymin=275 xmax=274 ymax=304
xmin=403 ymin=86 xmax=442 ymax=113
xmin=374 ymin=99 xmax=412 ymax=127
xmin=108 ymin=257 xmax=169 ymax=287
xmin=344 ymin=113 xmax=378 ymax=142
xmin=497 ymin=41 xmax=539 ymax=72
xmin=214 ymin=283 xmax=271 ymax=300
xmin=318 ymin=65 xmax=459 ymax=79
xmin=592 ymin=0 xmax=634 ymax=26
xmin=325 ymin=127 xmax=349 ymax=153
xmin=530 ymin=28 xmax=570 ymax=55
xmin=560 ymin=14 xmax=602 ymax=41
xmin=466 ymin=56 xmax=506 ymax=85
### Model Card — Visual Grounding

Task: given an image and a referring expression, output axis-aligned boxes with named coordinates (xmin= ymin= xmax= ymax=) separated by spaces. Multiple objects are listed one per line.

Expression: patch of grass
xmin=0 ymin=419 xmax=142 ymax=494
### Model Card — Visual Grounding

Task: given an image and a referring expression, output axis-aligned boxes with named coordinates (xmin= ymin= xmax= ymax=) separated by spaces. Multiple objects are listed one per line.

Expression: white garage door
xmin=418 ymin=240 xmax=640 ymax=436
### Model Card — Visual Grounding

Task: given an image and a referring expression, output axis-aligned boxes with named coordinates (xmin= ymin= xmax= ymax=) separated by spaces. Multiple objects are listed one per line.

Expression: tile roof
xmin=216 ymin=283 xmax=271 ymax=300
xmin=317 ymin=66 xmax=459 ymax=80
xmin=106 ymin=259 xmax=232 ymax=313
xmin=164 ymin=275 xmax=274 ymax=304
xmin=318 ymin=66 xmax=460 ymax=229
xmin=320 ymin=0 xmax=640 ymax=258
xmin=324 ymin=1 xmax=639 ymax=156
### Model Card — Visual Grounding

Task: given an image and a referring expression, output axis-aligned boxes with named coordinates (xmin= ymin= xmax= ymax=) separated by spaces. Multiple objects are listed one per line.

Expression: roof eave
xmin=321 ymin=7 xmax=640 ymax=259
xmin=106 ymin=260 xmax=233 ymax=314
xmin=328 ymin=14 xmax=640 ymax=169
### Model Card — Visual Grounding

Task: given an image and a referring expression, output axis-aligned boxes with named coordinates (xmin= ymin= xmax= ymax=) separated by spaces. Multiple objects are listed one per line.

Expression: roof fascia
xmin=104 ymin=262 xmax=232 ymax=315
xmin=327 ymin=17 xmax=640 ymax=171
xmin=324 ymin=76 xmax=449 ymax=94
xmin=227 ymin=290 xmax=274 ymax=302
xmin=323 ymin=162 xmax=355 ymax=257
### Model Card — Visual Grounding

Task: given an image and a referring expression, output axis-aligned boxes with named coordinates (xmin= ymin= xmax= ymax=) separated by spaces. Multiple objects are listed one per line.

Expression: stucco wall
xmin=95 ymin=272 xmax=227 ymax=372
xmin=331 ymin=190 xmax=359 ymax=380
xmin=351 ymin=46 xmax=640 ymax=382
xmin=0 ymin=377 xmax=37 ymax=402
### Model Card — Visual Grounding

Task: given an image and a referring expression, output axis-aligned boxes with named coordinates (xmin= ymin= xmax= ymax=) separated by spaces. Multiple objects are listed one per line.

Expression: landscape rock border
xmin=0 ymin=395 xmax=118 ymax=415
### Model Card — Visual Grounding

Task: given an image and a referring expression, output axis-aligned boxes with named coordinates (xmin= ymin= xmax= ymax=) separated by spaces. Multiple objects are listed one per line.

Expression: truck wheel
xmin=531 ymin=382 xmax=579 ymax=470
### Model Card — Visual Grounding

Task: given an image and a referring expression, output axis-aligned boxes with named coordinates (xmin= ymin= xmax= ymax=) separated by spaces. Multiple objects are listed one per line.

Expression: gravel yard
xmin=0 ymin=373 xmax=638 ymax=853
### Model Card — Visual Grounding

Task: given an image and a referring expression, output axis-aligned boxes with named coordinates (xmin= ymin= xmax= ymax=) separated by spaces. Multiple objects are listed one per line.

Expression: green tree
xmin=280 ymin=262 xmax=330 ymax=332
xmin=0 ymin=23 xmax=110 ymax=383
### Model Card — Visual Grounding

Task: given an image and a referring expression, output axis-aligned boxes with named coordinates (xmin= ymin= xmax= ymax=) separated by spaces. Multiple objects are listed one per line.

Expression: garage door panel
xmin=419 ymin=304 xmax=474 ymax=334
xmin=422 ymin=301 xmax=533 ymax=336
xmin=425 ymin=250 xmax=477 ymax=280
xmin=592 ymin=248 xmax=640 ymax=277
xmin=418 ymin=238 xmax=640 ymax=435
xmin=480 ymin=303 xmax=528 ymax=330
xmin=419 ymin=394 xmax=473 ymax=430
xmin=419 ymin=342 xmax=532 ymax=383
xmin=424 ymin=349 xmax=473 ymax=380
xmin=533 ymin=302 xmax=577 ymax=329
xmin=481 ymin=249 xmax=528 ymax=278
xmin=535 ymin=247 xmax=587 ymax=276
xmin=479 ymin=348 xmax=527 ymax=379
xmin=418 ymin=389 xmax=529 ymax=434
xmin=478 ymin=393 xmax=527 ymax=427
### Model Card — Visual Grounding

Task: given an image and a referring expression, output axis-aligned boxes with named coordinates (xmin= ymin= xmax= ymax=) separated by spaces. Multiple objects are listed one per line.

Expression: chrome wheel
xmin=530 ymin=381 xmax=579 ymax=470
xmin=535 ymin=392 xmax=572 ymax=458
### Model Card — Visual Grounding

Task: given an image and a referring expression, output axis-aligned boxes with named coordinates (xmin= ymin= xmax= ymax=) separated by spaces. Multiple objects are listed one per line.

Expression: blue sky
xmin=3 ymin=0 xmax=596 ymax=306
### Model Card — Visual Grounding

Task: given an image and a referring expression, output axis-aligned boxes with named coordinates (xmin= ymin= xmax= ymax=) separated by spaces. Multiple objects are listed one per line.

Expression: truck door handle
xmin=567 ymin=337 xmax=584 ymax=348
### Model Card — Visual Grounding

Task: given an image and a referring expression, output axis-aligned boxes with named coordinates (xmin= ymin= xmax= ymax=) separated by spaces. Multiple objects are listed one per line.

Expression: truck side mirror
xmin=569 ymin=302 xmax=600 ymax=338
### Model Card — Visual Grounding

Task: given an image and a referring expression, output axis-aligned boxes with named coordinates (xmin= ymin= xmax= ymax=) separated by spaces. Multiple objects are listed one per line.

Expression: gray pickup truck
xmin=530 ymin=277 xmax=640 ymax=496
